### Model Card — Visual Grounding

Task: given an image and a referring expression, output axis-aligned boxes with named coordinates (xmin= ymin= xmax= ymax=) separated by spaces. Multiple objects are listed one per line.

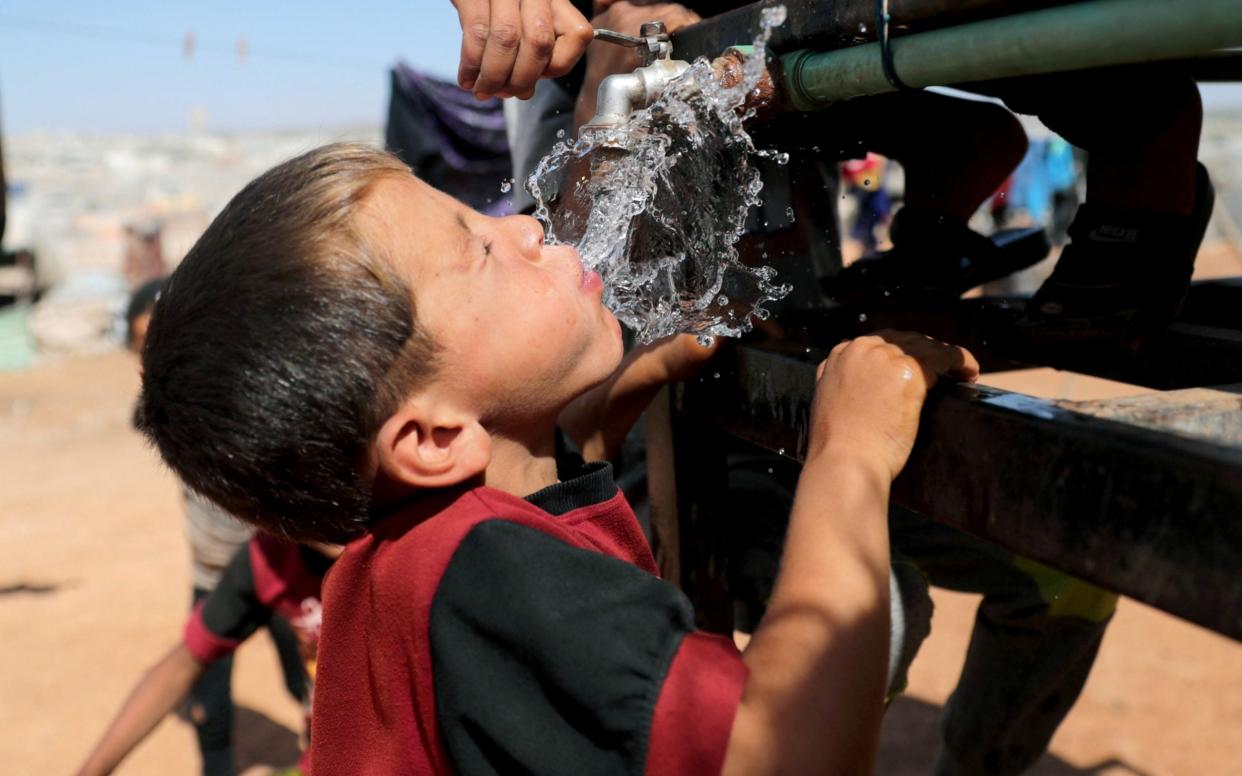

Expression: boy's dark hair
xmin=137 ymin=143 xmax=437 ymax=543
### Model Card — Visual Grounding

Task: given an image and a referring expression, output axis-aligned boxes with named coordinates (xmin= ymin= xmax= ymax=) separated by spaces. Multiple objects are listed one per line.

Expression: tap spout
xmin=588 ymin=71 xmax=646 ymax=129
xmin=582 ymin=58 xmax=691 ymax=130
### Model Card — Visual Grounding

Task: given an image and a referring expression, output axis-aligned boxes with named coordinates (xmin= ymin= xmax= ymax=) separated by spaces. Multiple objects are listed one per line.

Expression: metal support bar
xmin=768 ymin=297 xmax=1242 ymax=391
xmin=672 ymin=0 xmax=1088 ymax=62
xmin=676 ymin=342 xmax=1242 ymax=640
xmin=781 ymin=0 xmax=1242 ymax=109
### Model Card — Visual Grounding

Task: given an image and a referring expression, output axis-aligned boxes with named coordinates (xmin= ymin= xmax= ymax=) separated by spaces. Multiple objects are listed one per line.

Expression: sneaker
xmin=1021 ymin=162 xmax=1215 ymax=336
xmin=823 ymin=207 xmax=1049 ymax=306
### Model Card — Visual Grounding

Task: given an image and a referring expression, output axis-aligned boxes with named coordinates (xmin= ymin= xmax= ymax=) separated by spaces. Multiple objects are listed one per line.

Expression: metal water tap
xmin=583 ymin=21 xmax=691 ymax=129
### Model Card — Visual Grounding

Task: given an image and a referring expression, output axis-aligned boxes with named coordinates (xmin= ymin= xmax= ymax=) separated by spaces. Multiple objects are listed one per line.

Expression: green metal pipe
xmin=782 ymin=0 xmax=1242 ymax=110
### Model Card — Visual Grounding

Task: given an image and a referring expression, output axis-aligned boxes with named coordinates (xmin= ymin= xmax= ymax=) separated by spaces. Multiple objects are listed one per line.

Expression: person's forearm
xmin=77 ymin=644 xmax=206 ymax=776
xmin=723 ymin=451 xmax=893 ymax=775
xmin=560 ymin=345 xmax=665 ymax=461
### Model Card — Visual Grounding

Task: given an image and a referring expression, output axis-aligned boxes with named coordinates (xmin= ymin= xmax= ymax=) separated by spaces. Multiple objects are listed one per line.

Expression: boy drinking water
xmin=137 ymin=143 xmax=978 ymax=774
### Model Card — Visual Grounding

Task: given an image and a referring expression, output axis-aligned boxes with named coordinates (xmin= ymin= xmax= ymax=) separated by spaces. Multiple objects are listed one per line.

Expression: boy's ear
xmin=374 ymin=398 xmax=490 ymax=490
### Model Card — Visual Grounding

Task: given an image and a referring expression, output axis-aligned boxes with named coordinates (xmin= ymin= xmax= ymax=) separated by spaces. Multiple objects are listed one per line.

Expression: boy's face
xmin=360 ymin=175 xmax=624 ymax=428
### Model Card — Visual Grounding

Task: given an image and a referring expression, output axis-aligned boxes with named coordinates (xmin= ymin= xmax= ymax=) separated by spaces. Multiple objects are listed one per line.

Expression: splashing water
xmin=527 ymin=6 xmax=792 ymax=344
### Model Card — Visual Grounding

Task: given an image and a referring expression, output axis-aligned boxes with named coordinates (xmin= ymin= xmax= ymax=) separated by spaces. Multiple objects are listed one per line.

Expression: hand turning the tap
xmin=450 ymin=0 xmax=699 ymax=103
xmin=451 ymin=0 xmax=595 ymax=100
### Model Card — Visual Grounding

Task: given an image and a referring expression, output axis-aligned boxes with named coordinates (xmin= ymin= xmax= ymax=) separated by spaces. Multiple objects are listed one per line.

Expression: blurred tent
xmin=386 ymin=62 xmax=513 ymax=216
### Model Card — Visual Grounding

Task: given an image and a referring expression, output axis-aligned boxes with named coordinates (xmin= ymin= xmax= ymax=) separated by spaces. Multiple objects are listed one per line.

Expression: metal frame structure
xmin=650 ymin=0 xmax=1242 ymax=641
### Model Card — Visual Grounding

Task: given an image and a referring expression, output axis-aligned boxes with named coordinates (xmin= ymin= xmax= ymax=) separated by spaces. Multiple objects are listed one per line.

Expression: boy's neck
xmin=483 ymin=426 xmax=560 ymax=499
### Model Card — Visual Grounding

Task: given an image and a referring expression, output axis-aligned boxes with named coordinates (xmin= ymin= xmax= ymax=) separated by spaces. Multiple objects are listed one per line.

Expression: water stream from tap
xmin=528 ymin=5 xmax=791 ymax=344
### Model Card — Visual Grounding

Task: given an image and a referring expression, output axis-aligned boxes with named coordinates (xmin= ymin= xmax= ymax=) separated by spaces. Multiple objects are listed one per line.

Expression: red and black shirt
xmin=183 ymin=533 xmax=330 ymax=670
xmin=311 ymin=457 xmax=747 ymax=775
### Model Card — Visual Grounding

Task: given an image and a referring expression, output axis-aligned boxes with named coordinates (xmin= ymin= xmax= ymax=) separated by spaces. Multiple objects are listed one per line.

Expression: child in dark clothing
xmin=135 ymin=142 xmax=978 ymax=774
xmin=76 ymin=536 xmax=337 ymax=776
xmin=125 ymin=279 xmax=310 ymax=776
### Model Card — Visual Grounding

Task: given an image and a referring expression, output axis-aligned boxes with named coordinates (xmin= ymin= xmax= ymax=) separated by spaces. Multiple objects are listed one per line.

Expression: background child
xmin=125 ymin=281 xmax=308 ymax=776
xmin=75 ymin=535 xmax=336 ymax=776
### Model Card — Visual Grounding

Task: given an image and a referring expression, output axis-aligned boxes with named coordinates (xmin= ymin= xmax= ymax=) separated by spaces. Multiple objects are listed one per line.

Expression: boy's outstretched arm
xmin=76 ymin=643 xmax=206 ymax=776
xmin=559 ymin=333 xmax=716 ymax=461
xmin=723 ymin=331 xmax=979 ymax=775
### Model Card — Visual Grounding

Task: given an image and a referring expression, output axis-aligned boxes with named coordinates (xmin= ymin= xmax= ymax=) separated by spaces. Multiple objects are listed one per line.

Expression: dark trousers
xmin=187 ymin=587 xmax=308 ymax=776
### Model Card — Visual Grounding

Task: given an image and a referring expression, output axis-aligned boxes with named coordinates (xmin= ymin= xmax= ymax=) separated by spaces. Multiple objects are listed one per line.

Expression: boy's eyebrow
xmin=453 ymin=210 xmax=485 ymax=267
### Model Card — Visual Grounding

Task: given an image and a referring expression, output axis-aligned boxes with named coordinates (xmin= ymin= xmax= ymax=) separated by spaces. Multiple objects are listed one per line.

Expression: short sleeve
xmin=430 ymin=521 xmax=745 ymax=776
xmin=183 ymin=541 xmax=271 ymax=663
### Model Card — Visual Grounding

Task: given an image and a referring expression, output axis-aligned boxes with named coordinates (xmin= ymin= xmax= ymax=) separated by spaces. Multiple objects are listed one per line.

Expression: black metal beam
xmin=764 ymin=296 xmax=1242 ymax=391
xmin=675 ymin=342 xmax=1242 ymax=640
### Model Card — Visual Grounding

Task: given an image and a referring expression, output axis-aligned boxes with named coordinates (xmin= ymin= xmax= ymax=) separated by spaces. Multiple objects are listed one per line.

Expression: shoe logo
xmin=1087 ymin=225 xmax=1139 ymax=243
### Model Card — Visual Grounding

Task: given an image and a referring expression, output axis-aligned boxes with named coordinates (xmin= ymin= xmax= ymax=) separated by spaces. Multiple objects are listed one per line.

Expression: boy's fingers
xmin=473 ymin=0 xmax=524 ymax=97
xmin=945 ymin=345 xmax=980 ymax=382
xmin=910 ymin=338 xmax=979 ymax=383
xmin=872 ymin=330 xmax=979 ymax=385
xmin=545 ymin=1 xmax=594 ymax=78
xmin=507 ymin=0 xmax=557 ymax=97
xmin=454 ymin=0 xmax=491 ymax=91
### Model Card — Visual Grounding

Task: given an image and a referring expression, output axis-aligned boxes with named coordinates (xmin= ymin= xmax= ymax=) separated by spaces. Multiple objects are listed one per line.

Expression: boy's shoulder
xmin=369 ymin=486 xmax=561 ymax=552
xmin=335 ymin=483 xmax=649 ymax=602
xmin=336 ymin=488 xmax=569 ymax=595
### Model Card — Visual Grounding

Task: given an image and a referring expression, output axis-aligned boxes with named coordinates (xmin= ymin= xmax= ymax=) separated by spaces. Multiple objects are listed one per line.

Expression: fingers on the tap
xmin=457 ymin=0 xmax=592 ymax=98
xmin=454 ymin=0 xmax=491 ymax=91
xmin=547 ymin=0 xmax=595 ymax=78
xmin=506 ymin=0 xmax=557 ymax=99
xmin=473 ymin=0 xmax=524 ymax=98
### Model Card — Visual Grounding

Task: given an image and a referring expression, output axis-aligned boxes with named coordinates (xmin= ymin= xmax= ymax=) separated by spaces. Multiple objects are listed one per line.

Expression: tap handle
xmin=593 ymin=21 xmax=673 ymax=66
xmin=592 ymin=28 xmax=645 ymax=47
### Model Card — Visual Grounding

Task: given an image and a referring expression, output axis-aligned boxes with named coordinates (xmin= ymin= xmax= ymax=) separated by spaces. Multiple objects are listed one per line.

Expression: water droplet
xmin=556 ymin=128 xmax=565 ymax=139
xmin=712 ymin=372 xmax=721 ymax=379
xmin=499 ymin=179 xmax=512 ymax=193
xmin=754 ymin=307 xmax=771 ymax=320
xmin=716 ymin=294 xmax=729 ymax=306
xmin=696 ymin=334 xmax=715 ymax=348
xmin=777 ymin=447 xmax=786 ymax=455
xmin=785 ymin=206 xmax=795 ymax=222
xmin=858 ymin=312 xmax=868 ymax=323
xmin=859 ymin=22 xmax=868 ymax=33
xmin=767 ymin=467 xmax=774 ymax=474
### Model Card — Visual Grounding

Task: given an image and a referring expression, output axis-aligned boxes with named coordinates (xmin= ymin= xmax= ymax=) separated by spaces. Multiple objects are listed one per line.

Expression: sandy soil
xmin=2 ymin=351 xmax=1240 ymax=775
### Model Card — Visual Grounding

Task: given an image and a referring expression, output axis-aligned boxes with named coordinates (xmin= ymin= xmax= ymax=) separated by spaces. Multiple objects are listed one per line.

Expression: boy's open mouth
xmin=575 ymin=250 xmax=603 ymax=293
xmin=581 ymin=268 xmax=603 ymax=293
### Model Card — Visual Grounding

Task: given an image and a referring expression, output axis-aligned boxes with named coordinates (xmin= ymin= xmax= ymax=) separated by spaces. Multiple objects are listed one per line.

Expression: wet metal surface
xmin=677 ymin=342 xmax=1242 ymax=640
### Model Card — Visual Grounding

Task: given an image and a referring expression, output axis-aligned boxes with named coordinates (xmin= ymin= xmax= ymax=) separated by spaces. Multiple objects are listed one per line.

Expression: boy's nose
xmin=506 ymin=215 xmax=545 ymax=260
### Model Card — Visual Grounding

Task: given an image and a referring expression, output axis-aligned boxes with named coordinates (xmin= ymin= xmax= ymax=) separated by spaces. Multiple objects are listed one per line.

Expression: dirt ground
xmin=2 ymin=351 xmax=1240 ymax=775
